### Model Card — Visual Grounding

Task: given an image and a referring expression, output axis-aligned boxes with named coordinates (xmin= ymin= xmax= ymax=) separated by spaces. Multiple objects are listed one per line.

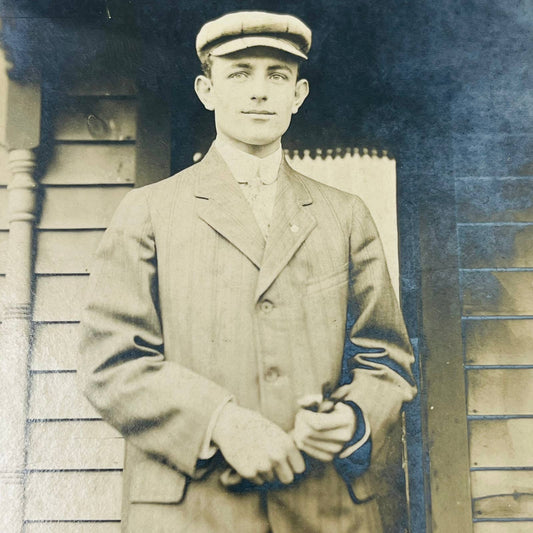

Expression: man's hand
xmin=292 ymin=395 xmax=357 ymax=462
xmin=212 ymin=403 xmax=306 ymax=485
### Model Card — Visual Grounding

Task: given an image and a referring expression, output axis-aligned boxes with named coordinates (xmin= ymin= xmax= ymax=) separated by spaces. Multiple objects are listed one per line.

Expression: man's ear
xmin=195 ymin=75 xmax=215 ymax=111
xmin=292 ymin=79 xmax=310 ymax=114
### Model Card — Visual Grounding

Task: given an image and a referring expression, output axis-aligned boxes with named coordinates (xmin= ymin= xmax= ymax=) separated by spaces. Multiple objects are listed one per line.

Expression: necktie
xmin=242 ymin=163 xmax=276 ymax=238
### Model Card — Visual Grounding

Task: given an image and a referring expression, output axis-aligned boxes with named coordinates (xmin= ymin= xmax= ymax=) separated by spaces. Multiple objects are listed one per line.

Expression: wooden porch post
xmin=0 ymin=46 xmax=41 ymax=532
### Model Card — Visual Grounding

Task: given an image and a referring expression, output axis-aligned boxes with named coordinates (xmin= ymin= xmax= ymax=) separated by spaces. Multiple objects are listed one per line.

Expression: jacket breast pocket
xmin=306 ymin=263 xmax=349 ymax=295
xmin=129 ymin=458 xmax=188 ymax=504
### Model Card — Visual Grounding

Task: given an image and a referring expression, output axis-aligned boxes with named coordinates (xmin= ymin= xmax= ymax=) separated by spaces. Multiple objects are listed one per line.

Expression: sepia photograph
xmin=0 ymin=1 xmax=531 ymax=531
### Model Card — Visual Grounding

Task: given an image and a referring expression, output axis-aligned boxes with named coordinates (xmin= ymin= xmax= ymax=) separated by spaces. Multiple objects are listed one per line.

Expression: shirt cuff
xmin=198 ymin=396 xmax=235 ymax=460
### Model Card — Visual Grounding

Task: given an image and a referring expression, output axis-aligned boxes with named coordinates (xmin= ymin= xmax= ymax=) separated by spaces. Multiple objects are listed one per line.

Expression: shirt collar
xmin=214 ymin=138 xmax=282 ymax=186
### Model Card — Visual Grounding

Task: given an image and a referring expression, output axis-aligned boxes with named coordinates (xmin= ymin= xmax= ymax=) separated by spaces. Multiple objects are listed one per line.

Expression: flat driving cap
xmin=196 ymin=11 xmax=312 ymax=63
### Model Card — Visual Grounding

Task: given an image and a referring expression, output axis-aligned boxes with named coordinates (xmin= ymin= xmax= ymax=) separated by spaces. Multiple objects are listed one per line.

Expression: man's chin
xmin=237 ymin=133 xmax=284 ymax=147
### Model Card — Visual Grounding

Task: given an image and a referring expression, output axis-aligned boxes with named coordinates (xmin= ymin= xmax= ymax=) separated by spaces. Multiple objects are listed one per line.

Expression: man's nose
xmin=250 ymin=76 xmax=268 ymax=101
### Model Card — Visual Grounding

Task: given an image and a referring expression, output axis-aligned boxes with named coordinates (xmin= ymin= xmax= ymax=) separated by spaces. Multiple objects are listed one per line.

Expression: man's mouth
xmin=241 ymin=110 xmax=276 ymax=115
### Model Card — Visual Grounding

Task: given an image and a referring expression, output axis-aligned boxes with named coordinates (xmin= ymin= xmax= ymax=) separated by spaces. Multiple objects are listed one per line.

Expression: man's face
xmin=195 ymin=47 xmax=309 ymax=155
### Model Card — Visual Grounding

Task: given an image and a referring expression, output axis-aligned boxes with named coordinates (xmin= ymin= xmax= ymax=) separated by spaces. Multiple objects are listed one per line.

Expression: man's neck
xmin=215 ymin=133 xmax=281 ymax=158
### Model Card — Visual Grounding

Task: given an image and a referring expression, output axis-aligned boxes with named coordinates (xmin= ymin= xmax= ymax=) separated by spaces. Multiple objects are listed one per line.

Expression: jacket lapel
xmin=194 ymin=145 xmax=265 ymax=269
xmin=255 ymin=158 xmax=317 ymax=301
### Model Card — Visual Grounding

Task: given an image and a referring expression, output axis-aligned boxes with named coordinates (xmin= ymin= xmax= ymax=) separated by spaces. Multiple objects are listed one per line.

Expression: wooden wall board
xmin=471 ymin=468 xmax=533 ymax=521
xmin=474 ymin=524 xmax=533 ymax=533
xmin=0 ymin=229 xmax=7 ymax=273
xmin=417 ymin=162 xmax=473 ymax=527
xmin=24 ymin=471 xmax=122 ymax=521
xmin=473 ymin=493 xmax=533 ymax=520
xmin=456 ymin=177 xmax=533 ymax=223
xmin=32 ymin=322 xmax=80 ymax=371
xmin=29 ymin=372 xmax=100 ymax=420
xmin=0 ymin=144 xmax=9 ymax=184
xmin=33 ymin=275 xmax=89 ymax=322
xmin=27 ymin=420 xmax=124 ymax=470
xmin=461 ymin=271 xmax=533 ymax=316
xmin=469 ymin=374 xmax=531 ymax=416
xmin=25 ymin=524 xmax=121 ymax=533
xmin=36 ymin=185 xmax=132 ymax=230
xmin=470 ymin=419 xmax=533 ymax=468
xmin=42 ymin=144 xmax=135 ymax=185
xmin=468 ymin=369 xmax=533 ymax=415
xmin=464 ymin=319 xmax=533 ymax=365
xmin=35 ymin=230 xmax=104 ymax=274
xmin=0 ymin=187 xmax=7 ymax=228
xmin=0 ymin=274 xmax=5 ymax=305
xmin=459 ymin=224 xmax=533 ymax=269
xmin=53 ymin=98 xmax=137 ymax=142
xmin=2 ymin=187 xmax=131 ymax=231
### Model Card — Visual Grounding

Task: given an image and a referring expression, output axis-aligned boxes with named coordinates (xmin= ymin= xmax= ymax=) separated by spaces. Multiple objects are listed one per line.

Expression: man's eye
xmin=270 ymin=73 xmax=288 ymax=81
xmin=228 ymin=72 xmax=248 ymax=80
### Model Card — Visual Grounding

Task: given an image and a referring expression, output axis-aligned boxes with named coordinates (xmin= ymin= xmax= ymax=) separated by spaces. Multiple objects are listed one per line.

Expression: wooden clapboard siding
xmin=459 ymin=224 xmax=533 ymax=269
xmin=25 ymin=523 xmax=121 ymax=533
xmin=0 ymin=143 xmax=9 ymax=184
xmin=456 ymin=177 xmax=533 ymax=223
xmin=470 ymin=419 xmax=533 ymax=468
xmin=0 ymin=186 xmax=7 ymax=228
xmin=35 ymin=230 xmax=104 ymax=274
xmin=27 ymin=421 xmax=124 ymax=470
xmin=471 ymin=470 xmax=533 ymax=501
xmin=32 ymin=322 xmax=80 ymax=371
xmin=461 ymin=271 xmax=533 ymax=316
xmin=0 ymin=274 xmax=4 ymax=308
xmin=457 ymin=173 xmax=533 ymax=528
xmin=37 ymin=185 xmax=132 ymax=230
xmin=33 ymin=275 xmax=89 ymax=322
xmin=474 ymin=524 xmax=533 ymax=533
xmin=29 ymin=372 xmax=99 ymax=420
xmin=18 ymin=57 xmax=141 ymax=530
xmin=471 ymin=470 xmax=533 ymax=520
xmin=2 ymin=184 xmax=131 ymax=230
xmin=42 ymin=144 xmax=135 ymax=185
xmin=468 ymin=369 xmax=533 ymax=415
xmin=25 ymin=471 xmax=122 ymax=521
xmin=53 ymin=97 xmax=137 ymax=141
xmin=464 ymin=319 xmax=533 ymax=365
xmin=0 ymin=229 xmax=7 ymax=272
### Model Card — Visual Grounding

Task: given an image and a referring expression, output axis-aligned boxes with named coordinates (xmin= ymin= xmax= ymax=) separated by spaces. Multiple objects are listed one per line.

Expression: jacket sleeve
xmin=332 ymin=196 xmax=417 ymax=485
xmin=78 ymin=188 xmax=233 ymax=477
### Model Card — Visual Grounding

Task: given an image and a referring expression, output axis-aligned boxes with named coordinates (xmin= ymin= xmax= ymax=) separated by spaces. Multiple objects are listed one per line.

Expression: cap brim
xmin=209 ymin=36 xmax=308 ymax=60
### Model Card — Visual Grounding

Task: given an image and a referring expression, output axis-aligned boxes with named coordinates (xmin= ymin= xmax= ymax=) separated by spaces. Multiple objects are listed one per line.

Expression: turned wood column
xmin=0 ymin=44 xmax=41 ymax=532
xmin=0 ymin=150 xmax=38 ymax=532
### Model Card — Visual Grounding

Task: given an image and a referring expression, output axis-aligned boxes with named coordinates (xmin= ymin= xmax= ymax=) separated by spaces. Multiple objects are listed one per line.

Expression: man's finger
xmin=287 ymin=447 xmax=306 ymax=474
xmin=274 ymin=460 xmax=295 ymax=484
xmin=298 ymin=411 xmax=348 ymax=431
xmin=300 ymin=443 xmax=336 ymax=463
xmin=298 ymin=405 xmax=355 ymax=432
xmin=305 ymin=427 xmax=353 ymax=444
xmin=303 ymin=436 xmax=344 ymax=454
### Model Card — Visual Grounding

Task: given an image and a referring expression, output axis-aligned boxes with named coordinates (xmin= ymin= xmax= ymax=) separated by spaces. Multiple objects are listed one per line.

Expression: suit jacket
xmin=78 ymin=145 xmax=416 ymax=533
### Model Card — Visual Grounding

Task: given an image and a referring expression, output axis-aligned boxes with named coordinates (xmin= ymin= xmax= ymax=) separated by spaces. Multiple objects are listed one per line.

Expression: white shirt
xmin=215 ymin=138 xmax=282 ymax=238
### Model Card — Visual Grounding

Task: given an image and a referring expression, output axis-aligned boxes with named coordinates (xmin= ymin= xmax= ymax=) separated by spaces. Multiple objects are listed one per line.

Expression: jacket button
xmin=264 ymin=367 xmax=280 ymax=382
xmin=260 ymin=300 xmax=274 ymax=313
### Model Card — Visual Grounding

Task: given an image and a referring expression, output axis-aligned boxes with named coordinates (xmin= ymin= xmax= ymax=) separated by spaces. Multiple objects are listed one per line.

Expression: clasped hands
xmin=212 ymin=395 xmax=356 ymax=487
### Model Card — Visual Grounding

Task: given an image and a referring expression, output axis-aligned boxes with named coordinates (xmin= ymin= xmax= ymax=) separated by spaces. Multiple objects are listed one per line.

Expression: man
xmin=79 ymin=11 xmax=416 ymax=533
